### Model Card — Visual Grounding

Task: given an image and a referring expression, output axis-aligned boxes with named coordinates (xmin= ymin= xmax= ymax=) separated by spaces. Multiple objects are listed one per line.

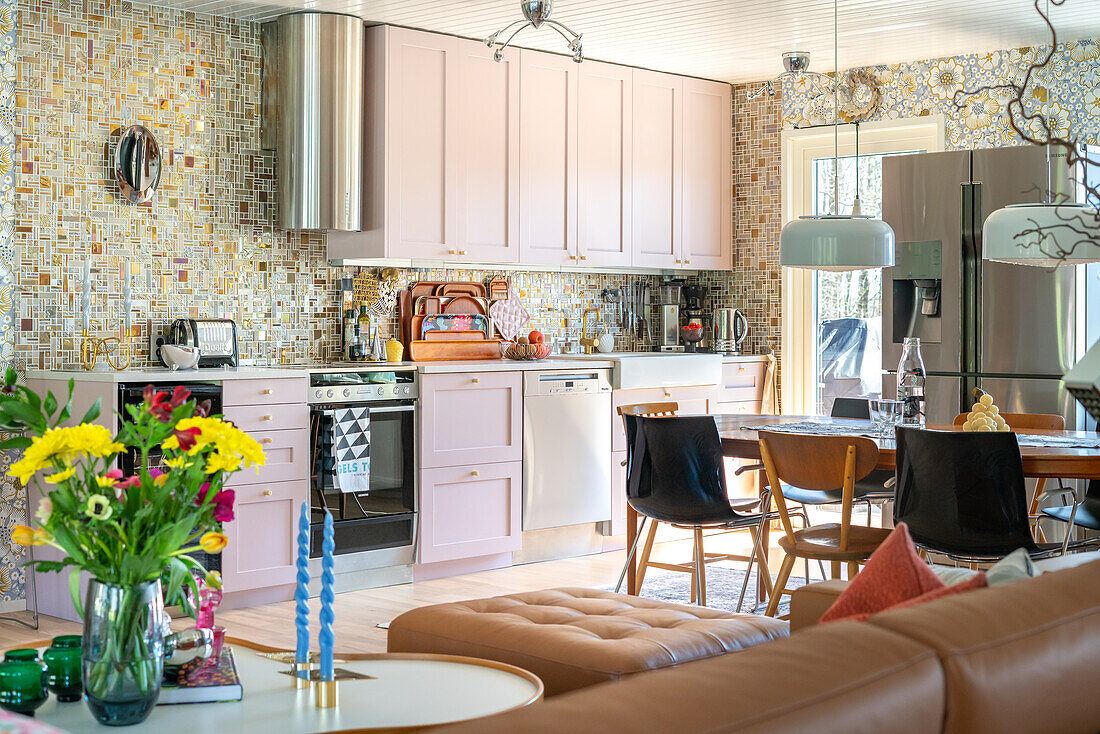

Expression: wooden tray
xmin=423 ymin=330 xmax=487 ymax=341
xmin=443 ymin=295 xmax=488 ymax=316
xmin=409 ymin=339 xmax=503 ymax=361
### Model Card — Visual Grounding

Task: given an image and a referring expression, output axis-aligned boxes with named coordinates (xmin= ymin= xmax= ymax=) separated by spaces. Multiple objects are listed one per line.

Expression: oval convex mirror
xmin=115 ymin=124 xmax=162 ymax=204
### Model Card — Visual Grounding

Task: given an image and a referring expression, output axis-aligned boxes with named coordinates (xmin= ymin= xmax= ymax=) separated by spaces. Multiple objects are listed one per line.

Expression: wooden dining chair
xmin=759 ymin=431 xmax=892 ymax=617
xmin=616 ymin=403 xmax=769 ymax=609
xmin=952 ymin=411 xmax=1066 ymax=541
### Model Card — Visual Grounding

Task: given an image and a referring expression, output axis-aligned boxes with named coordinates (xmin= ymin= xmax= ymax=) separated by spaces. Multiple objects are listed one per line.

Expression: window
xmin=781 ymin=118 xmax=945 ymax=415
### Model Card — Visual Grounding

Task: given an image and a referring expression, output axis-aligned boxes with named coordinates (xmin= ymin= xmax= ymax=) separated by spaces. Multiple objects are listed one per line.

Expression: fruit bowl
xmin=503 ymin=342 xmax=551 ymax=361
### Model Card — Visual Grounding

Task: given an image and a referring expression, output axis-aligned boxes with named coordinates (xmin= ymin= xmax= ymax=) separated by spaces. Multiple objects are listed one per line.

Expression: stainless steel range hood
xmin=262 ymin=12 xmax=363 ymax=231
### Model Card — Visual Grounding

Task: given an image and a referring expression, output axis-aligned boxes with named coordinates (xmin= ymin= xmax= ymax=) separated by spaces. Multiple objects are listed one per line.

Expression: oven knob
xmin=377 ymin=387 xmax=385 ymax=396
xmin=403 ymin=386 xmax=411 ymax=395
xmin=327 ymin=389 xmax=335 ymax=398
xmin=314 ymin=390 xmax=323 ymax=399
xmin=343 ymin=388 xmax=351 ymax=398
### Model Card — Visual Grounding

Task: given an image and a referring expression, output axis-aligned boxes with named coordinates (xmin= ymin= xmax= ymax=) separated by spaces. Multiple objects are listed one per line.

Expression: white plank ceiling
xmin=146 ymin=0 xmax=1100 ymax=83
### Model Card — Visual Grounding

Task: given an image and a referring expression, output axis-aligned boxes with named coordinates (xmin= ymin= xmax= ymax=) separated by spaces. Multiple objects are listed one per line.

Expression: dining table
xmin=622 ymin=413 xmax=1100 ymax=598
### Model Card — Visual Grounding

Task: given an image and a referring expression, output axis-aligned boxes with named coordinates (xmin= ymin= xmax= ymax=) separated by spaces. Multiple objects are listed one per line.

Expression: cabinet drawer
xmin=419 ymin=461 xmax=522 ymax=563
xmin=720 ymin=361 xmax=767 ymax=402
xmin=420 ymin=372 xmax=522 ymax=468
xmin=713 ymin=400 xmax=762 ymax=416
xmin=223 ymin=378 xmax=307 ymax=407
xmin=223 ymin=402 xmax=308 ymax=433
xmin=227 ymin=428 xmax=309 ymax=486
xmin=221 ymin=479 xmax=308 ymax=592
xmin=612 ymin=385 xmax=718 ymax=452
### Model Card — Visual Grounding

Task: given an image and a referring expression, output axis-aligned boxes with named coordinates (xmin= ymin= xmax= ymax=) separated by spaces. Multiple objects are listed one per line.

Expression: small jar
xmin=43 ymin=635 xmax=82 ymax=703
xmin=0 ymin=651 xmax=48 ymax=716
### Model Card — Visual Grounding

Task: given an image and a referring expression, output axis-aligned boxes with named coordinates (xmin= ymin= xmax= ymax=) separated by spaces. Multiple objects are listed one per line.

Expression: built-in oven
xmin=308 ymin=369 xmax=417 ymax=563
xmin=118 ymin=381 xmax=224 ymax=574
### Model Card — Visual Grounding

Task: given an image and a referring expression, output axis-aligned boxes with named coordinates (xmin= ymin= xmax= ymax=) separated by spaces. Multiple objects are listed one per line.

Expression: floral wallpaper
xmin=781 ymin=38 xmax=1100 ymax=149
xmin=0 ymin=0 xmax=16 ymax=608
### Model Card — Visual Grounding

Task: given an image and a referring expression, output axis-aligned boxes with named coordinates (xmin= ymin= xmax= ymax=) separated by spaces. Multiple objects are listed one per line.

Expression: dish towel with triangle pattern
xmin=332 ymin=407 xmax=370 ymax=493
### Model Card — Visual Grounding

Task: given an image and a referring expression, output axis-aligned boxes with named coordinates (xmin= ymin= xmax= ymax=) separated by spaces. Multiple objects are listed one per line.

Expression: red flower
xmin=113 ymin=474 xmax=141 ymax=500
xmin=104 ymin=469 xmax=124 ymax=481
xmin=212 ymin=489 xmax=235 ymax=523
xmin=170 ymin=385 xmax=192 ymax=407
xmin=173 ymin=427 xmax=202 ymax=451
xmin=195 ymin=399 xmax=212 ymax=418
xmin=192 ymin=482 xmax=213 ymax=507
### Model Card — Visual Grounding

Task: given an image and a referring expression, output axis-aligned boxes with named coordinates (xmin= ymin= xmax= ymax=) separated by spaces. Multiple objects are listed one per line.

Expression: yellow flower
xmin=84 ymin=494 xmax=113 ymax=521
xmin=44 ymin=466 xmax=76 ymax=484
xmin=162 ymin=417 xmax=266 ymax=470
xmin=8 ymin=424 xmax=124 ymax=485
xmin=163 ymin=456 xmax=191 ymax=469
xmin=204 ymin=452 xmax=241 ymax=475
xmin=204 ymin=570 xmax=223 ymax=590
xmin=95 ymin=475 xmax=117 ymax=488
xmin=12 ymin=525 xmax=51 ymax=546
xmin=200 ymin=531 xmax=228 ymax=554
xmin=153 ymin=473 xmax=168 ymax=488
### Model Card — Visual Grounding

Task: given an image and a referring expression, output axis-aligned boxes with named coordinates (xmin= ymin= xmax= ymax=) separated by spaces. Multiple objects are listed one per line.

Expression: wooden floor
xmin=0 ymin=519 xmax=829 ymax=652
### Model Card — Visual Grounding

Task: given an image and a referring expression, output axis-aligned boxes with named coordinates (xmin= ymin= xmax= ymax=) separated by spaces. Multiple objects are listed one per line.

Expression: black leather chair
xmin=615 ymin=414 xmax=776 ymax=611
xmin=1041 ymin=478 xmax=1100 ymax=536
xmin=893 ymin=426 xmax=1084 ymax=562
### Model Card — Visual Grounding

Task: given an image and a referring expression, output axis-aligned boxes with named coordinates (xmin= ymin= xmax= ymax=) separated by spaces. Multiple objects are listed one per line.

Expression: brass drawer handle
xmin=262 ymin=388 xmax=274 ymax=395
xmin=459 ymin=249 xmax=468 ymax=256
xmin=738 ymin=367 xmax=746 ymax=373
xmin=262 ymin=414 xmax=274 ymax=421
xmin=263 ymin=489 xmax=273 ymax=496
xmin=260 ymin=437 xmax=274 ymax=444
xmin=448 ymin=249 xmax=458 ymax=255
xmin=471 ymin=470 xmax=480 ymax=477
xmin=664 ymin=392 xmax=672 ymax=398
xmin=684 ymin=259 xmax=691 ymax=265
xmin=472 ymin=377 xmax=480 ymax=384
xmin=579 ymin=254 xmax=588 ymax=261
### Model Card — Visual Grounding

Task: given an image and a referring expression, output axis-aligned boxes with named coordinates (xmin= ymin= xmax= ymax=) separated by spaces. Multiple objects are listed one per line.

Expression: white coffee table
xmin=28 ymin=639 xmax=544 ymax=733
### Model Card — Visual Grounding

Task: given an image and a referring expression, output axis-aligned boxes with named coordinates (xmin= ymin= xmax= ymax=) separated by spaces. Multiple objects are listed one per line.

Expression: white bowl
xmin=161 ymin=344 xmax=201 ymax=370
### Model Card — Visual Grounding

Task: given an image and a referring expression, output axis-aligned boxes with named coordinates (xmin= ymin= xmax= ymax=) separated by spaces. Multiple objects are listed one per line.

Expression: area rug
xmin=602 ymin=566 xmax=813 ymax=616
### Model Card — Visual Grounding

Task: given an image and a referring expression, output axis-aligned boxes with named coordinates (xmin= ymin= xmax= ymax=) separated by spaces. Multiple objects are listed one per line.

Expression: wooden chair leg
xmin=765 ymin=554 xmax=797 ymax=618
xmin=847 ymin=561 xmax=859 ymax=580
xmin=1031 ymin=478 xmax=1048 ymax=543
xmin=635 ymin=520 xmax=659 ymax=592
xmin=747 ymin=526 xmax=773 ymax=600
xmin=830 ymin=561 xmax=841 ymax=580
xmin=694 ymin=527 xmax=707 ymax=607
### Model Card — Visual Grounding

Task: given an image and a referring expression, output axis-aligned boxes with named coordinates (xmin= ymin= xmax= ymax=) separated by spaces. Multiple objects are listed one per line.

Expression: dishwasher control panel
xmin=546 ymin=380 xmax=598 ymax=395
xmin=527 ymin=371 xmax=612 ymax=396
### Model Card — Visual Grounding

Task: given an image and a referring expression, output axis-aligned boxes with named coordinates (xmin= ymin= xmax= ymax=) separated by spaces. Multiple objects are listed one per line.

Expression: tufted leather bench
xmin=387 ymin=587 xmax=789 ymax=695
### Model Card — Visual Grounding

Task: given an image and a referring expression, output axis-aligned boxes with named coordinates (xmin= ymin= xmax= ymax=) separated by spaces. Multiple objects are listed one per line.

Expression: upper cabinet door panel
xmin=632 ymin=70 xmax=682 ymax=269
xmin=455 ymin=41 xmax=520 ymax=263
xmin=682 ymin=79 xmax=732 ymax=270
xmin=578 ymin=62 xmax=633 ymax=268
xmin=387 ymin=28 xmax=458 ymax=259
xmin=519 ymin=50 xmax=578 ymax=266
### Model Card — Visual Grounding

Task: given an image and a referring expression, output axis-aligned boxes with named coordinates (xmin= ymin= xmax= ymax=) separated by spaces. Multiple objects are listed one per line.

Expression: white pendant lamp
xmin=983 ymin=201 xmax=1100 ymax=267
xmin=779 ymin=0 xmax=895 ymax=272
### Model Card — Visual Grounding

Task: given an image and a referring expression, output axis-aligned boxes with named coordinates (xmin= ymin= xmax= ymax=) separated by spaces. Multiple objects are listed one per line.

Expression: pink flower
xmin=212 ymin=489 xmax=235 ymax=523
xmin=192 ymin=482 xmax=213 ymax=507
xmin=104 ymin=469 xmax=124 ymax=481
xmin=113 ymin=474 xmax=141 ymax=500
xmin=173 ymin=427 xmax=202 ymax=451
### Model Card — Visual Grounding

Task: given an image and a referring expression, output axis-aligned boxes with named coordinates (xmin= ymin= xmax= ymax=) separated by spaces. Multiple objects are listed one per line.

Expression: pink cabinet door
xmin=519 ymin=50 xmax=578 ymax=266
xmin=604 ymin=450 xmax=628 ymax=537
xmin=225 ymin=429 xmax=309 ymax=486
xmin=455 ymin=39 xmax=520 ymax=263
xmin=420 ymin=372 xmax=522 ymax=468
xmin=578 ymin=61 xmax=633 ymax=268
xmin=632 ymin=70 xmax=682 ymax=269
xmin=386 ymin=27 xmax=459 ymax=259
xmin=221 ymin=480 xmax=308 ymax=592
xmin=419 ymin=461 xmax=522 ymax=563
xmin=612 ymin=386 xmax=718 ymax=452
xmin=682 ymin=78 xmax=732 ymax=270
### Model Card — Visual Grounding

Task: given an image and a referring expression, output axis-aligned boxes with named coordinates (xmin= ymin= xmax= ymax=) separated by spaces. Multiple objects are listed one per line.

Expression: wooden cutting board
xmin=409 ymin=339 xmax=502 ymax=361
xmin=443 ymin=295 xmax=488 ymax=316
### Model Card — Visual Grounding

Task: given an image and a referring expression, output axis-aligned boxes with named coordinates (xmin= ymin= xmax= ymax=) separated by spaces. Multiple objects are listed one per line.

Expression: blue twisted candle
xmin=294 ymin=501 xmax=310 ymax=666
xmin=319 ymin=510 xmax=335 ymax=680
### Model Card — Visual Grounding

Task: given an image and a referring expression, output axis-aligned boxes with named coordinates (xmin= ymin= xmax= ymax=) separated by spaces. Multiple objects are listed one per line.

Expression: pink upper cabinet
xmin=682 ymin=78 xmax=732 ymax=270
xmin=519 ymin=50 xmax=579 ymax=266
xmin=455 ymin=39 xmax=521 ymax=263
xmin=578 ymin=61 xmax=633 ymax=268
xmin=632 ymin=70 xmax=683 ymax=269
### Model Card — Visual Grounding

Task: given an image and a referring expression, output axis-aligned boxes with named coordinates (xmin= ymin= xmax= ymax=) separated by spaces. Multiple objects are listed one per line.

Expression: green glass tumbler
xmin=44 ymin=635 xmax=83 ymax=703
xmin=0 ymin=653 xmax=48 ymax=717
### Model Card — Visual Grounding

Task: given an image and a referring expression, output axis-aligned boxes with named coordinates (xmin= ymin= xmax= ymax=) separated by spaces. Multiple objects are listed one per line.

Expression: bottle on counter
xmin=357 ymin=305 xmax=371 ymax=362
xmin=897 ymin=337 xmax=926 ymax=426
xmin=343 ymin=309 xmax=357 ymax=361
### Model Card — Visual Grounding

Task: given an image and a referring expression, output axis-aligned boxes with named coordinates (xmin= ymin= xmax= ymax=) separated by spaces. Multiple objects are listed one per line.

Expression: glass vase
xmin=44 ymin=635 xmax=83 ymax=702
xmin=82 ymin=580 xmax=166 ymax=726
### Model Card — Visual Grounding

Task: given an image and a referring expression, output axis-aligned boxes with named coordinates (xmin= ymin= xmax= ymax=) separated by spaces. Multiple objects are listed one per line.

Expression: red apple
xmin=528 ymin=330 xmax=545 ymax=344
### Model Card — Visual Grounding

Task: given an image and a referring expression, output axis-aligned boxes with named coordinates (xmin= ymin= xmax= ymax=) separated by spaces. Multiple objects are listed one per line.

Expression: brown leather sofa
xmin=432 ymin=558 xmax=1100 ymax=734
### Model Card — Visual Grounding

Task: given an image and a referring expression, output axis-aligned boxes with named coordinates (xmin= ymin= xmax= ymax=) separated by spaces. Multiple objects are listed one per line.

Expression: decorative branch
xmin=954 ymin=0 xmax=1099 ymax=262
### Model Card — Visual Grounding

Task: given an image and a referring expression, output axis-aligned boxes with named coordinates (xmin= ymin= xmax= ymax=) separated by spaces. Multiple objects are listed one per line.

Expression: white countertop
xmin=27 ymin=367 xmax=312 ymax=383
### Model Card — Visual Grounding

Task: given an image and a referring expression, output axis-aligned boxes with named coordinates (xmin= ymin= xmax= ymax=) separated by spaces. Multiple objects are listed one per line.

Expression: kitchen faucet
xmin=580 ymin=308 xmax=600 ymax=354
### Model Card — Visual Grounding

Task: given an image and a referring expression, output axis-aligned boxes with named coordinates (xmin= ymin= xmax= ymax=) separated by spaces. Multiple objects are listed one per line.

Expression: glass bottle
xmin=897 ymin=337 xmax=927 ymax=426
xmin=343 ymin=309 xmax=357 ymax=361
xmin=357 ymin=305 xmax=371 ymax=362
xmin=0 ymin=650 xmax=47 ymax=716
xmin=43 ymin=635 xmax=83 ymax=702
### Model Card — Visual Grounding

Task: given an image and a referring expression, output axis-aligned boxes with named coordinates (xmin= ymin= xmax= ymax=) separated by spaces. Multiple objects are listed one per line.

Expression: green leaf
xmin=0 ymin=400 xmax=45 ymax=433
xmin=80 ymin=397 xmax=102 ymax=425
xmin=16 ymin=385 xmax=41 ymax=412
xmin=43 ymin=390 xmax=57 ymax=420
xmin=3 ymin=367 xmax=17 ymax=387
xmin=0 ymin=436 xmax=32 ymax=451
xmin=69 ymin=568 xmax=84 ymax=619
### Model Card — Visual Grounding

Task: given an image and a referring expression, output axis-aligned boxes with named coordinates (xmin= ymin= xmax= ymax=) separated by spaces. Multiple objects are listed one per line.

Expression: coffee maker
xmin=656 ymin=282 xmax=684 ymax=352
xmin=681 ymin=285 xmax=708 ymax=351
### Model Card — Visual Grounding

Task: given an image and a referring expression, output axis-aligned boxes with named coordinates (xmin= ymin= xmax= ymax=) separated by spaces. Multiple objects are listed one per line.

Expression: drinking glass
xmin=870 ymin=399 xmax=903 ymax=431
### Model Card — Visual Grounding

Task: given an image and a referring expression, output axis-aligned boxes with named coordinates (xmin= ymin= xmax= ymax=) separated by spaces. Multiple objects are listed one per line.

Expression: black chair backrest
xmin=894 ymin=426 xmax=1036 ymax=555
xmin=831 ymin=397 xmax=871 ymax=420
xmin=623 ymin=414 xmax=735 ymax=524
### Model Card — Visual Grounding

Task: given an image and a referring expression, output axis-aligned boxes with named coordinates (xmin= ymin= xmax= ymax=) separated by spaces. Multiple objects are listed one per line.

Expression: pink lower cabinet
xmin=221 ymin=480 xmax=308 ymax=591
xmin=420 ymin=371 xmax=522 ymax=468
xmin=418 ymin=462 xmax=522 ymax=563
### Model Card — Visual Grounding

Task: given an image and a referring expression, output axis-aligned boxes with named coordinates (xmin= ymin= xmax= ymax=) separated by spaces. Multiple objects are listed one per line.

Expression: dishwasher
xmin=522 ymin=369 xmax=612 ymax=530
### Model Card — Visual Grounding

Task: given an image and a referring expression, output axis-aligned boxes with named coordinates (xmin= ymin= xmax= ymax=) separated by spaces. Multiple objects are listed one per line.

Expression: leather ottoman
xmin=387 ymin=587 xmax=789 ymax=695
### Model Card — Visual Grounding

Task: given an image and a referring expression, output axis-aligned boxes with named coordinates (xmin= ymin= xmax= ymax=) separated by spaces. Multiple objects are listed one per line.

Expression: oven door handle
xmin=368 ymin=405 xmax=416 ymax=414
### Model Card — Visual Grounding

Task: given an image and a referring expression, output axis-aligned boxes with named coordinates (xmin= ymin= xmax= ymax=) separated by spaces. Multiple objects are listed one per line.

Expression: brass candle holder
xmin=80 ymin=329 xmax=133 ymax=371
xmin=314 ymin=679 xmax=338 ymax=709
xmin=290 ymin=661 xmax=316 ymax=690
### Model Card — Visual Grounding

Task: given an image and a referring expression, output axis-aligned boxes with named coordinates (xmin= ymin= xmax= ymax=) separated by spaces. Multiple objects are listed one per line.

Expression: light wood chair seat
xmin=779 ymin=523 xmax=893 ymax=561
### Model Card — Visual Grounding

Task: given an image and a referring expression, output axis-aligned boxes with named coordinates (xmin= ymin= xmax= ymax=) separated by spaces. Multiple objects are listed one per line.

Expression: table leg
xmin=626 ymin=504 xmax=639 ymax=595
xmin=757 ymin=469 xmax=770 ymax=605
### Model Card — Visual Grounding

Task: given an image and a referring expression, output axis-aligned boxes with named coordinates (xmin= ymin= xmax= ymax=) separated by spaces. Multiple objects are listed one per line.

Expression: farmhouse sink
xmin=550 ymin=352 xmax=723 ymax=389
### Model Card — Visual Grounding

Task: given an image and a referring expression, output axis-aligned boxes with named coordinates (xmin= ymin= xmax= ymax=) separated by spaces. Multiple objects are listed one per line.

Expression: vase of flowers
xmin=0 ymin=371 xmax=264 ymax=726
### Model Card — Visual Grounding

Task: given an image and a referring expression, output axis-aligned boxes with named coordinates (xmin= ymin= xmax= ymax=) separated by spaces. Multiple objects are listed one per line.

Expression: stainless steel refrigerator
xmin=881 ymin=145 xmax=1097 ymax=429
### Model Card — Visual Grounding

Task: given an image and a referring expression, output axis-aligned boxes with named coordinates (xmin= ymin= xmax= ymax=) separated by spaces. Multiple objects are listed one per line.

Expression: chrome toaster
xmin=165 ymin=318 xmax=239 ymax=368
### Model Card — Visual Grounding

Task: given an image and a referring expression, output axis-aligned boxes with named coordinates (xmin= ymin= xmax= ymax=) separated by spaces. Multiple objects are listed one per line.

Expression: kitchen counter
xmin=27 ymin=367 xmax=311 ymax=383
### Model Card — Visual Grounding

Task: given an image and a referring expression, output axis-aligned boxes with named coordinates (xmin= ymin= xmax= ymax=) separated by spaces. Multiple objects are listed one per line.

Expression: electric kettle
xmin=713 ymin=308 xmax=748 ymax=355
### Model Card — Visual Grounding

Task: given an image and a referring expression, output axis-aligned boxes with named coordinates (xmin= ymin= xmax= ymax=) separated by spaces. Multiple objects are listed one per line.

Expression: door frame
xmin=780 ymin=116 xmax=945 ymax=415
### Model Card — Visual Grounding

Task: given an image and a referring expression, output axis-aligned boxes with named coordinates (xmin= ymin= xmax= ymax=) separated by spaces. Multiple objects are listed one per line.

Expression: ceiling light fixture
xmin=778 ymin=0 xmax=895 ymax=272
xmin=484 ymin=0 xmax=584 ymax=63
xmin=748 ymin=51 xmax=831 ymax=100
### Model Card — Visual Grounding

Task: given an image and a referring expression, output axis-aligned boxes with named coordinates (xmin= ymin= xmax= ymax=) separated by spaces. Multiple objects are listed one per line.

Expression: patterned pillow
xmin=820 ymin=522 xmax=985 ymax=623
